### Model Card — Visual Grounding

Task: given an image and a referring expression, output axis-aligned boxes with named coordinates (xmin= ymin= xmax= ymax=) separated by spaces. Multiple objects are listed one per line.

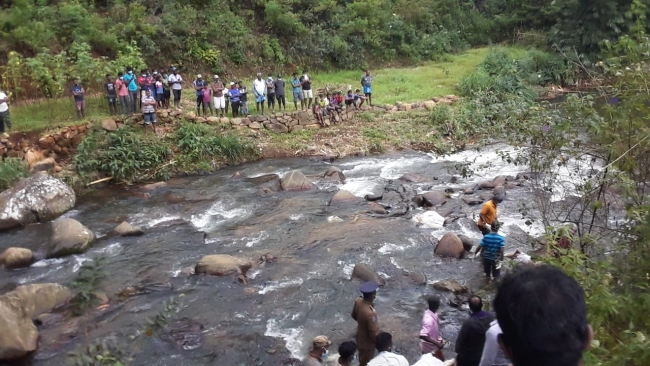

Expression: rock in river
xmin=280 ymin=170 xmax=315 ymax=191
xmin=0 ymin=283 xmax=72 ymax=360
xmin=46 ymin=218 xmax=95 ymax=258
xmin=351 ymin=263 xmax=386 ymax=286
xmin=329 ymin=189 xmax=358 ymax=204
xmin=195 ymin=255 xmax=252 ymax=277
xmin=322 ymin=166 xmax=346 ymax=184
xmin=112 ymin=221 xmax=145 ymax=237
xmin=434 ymin=233 xmax=465 ymax=258
xmin=432 ymin=279 xmax=468 ymax=294
xmin=0 ymin=247 xmax=34 ymax=269
xmin=0 ymin=173 xmax=75 ymax=232
xmin=422 ymin=191 xmax=447 ymax=206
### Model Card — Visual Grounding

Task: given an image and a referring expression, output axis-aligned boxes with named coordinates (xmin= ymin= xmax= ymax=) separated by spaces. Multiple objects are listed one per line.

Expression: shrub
xmin=0 ymin=158 xmax=28 ymax=191
xmin=429 ymin=104 xmax=453 ymax=125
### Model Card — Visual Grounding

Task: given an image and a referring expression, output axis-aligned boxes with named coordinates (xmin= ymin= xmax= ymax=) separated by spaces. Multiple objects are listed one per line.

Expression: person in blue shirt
xmin=122 ymin=67 xmax=139 ymax=114
xmin=479 ymin=220 xmax=505 ymax=279
xmin=71 ymin=78 xmax=85 ymax=119
xmin=228 ymin=82 xmax=241 ymax=117
xmin=291 ymin=72 xmax=304 ymax=110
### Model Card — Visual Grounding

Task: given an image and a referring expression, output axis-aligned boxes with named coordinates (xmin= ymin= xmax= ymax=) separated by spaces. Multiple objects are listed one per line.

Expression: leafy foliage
xmin=70 ymin=257 xmax=106 ymax=316
xmin=0 ymin=158 xmax=28 ymax=191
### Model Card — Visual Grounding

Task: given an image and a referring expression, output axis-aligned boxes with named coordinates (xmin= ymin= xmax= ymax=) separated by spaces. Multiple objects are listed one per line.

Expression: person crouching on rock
xmin=313 ymin=102 xmax=325 ymax=127
xmin=477 ymin=195 xmax=503 ymax=236
xmin=479 ymin=220 xmax=505 ymax=280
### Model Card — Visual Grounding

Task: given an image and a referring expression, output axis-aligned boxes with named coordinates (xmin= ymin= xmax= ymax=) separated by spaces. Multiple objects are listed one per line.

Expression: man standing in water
xmin=352 ymin=281 xmax=380 ymax=366
xmin=477 ymin=195 xmax=503 ymax=236
xmin=361 ymin=70 xmax=373 ymax=106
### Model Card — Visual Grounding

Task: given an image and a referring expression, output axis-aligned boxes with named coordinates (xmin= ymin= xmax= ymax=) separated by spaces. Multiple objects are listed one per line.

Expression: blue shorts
xmin=293 ymin=90 xmax=304 ymax=101
xmin=363 ymin=86 xmax=372 ymax=95
xmin=256 ymin=95 xmax=266 ymax=103
xmin=143 ymin=112 xmax=157 ymax=125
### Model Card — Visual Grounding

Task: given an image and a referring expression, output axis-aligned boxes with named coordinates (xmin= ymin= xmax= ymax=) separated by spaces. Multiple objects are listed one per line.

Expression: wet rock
xmin=231 ymin=172 xmax=243 ymax=179
xmin=323 ymin=166 xmax=346 ymax=184
xmin=142 ymin=181 xmax=167 ymax=190
xmin=112 ymin=221 xmax=144 ymax=237
xmin=30 ymin=158 xmax=56 ymax=173
xmin=457 ymin=234 xmax=480 ymax=252
xmin=280 ymin=170 xmax=315 ymax=191
xmin=364 ymin=193 xmax=383 ymax=201
xmin=516 ymin=172 xmax=538 ymax=180
xmin=398 ymin=173 xmax=429 ymax=183
xmin=161 ymin=317 xmax=204 ymax=350
xmin=46 ymin=218 xmax=95 ymax=258
xmin=422 ymin=191 xmax=447 ymax=206
xmin=101 ymin=118 xmax=118 ymax=132
xmin=329 ymin=189 xmax=358 ymax=204
xmin=493 ymin=185 xmax=506 ymax=197
xmin=432 ymin=279 xmax=468 ymax=294
xmin=367 ymin=202 xmax=387 ymax=214
xmin=413 ymin=211 xmax=445 ymax=229
xmin=266 ymin=122 xmax=289 ymax=134
xmin=195 ymin=255 xmax=252 ymax=277
xmin=351 ymin=263 xmax=386 ymax=286
xmin=246 ymin=174 xmax=280 ymax=185
xmin=479 ymin=192 xmax=494 ymax=201
xmin=434 ymin=233 xmax=464 ymax=258
xmin=462 ymin=196 xmax=484 ymax=206
xmin=0 ymin=173 xmax=76 ymax=231
xmin=0 ymin=283 xmax=72 ymax=360
xmin=411 ymin=195 xmax=425 ymax=207
xmin=406 ymin=271 xmax=427 ymax=286
xmin=463 ymin=188 xmax=475 ymax=195
xmin=0 ymin=247 xmax=34 ymax=269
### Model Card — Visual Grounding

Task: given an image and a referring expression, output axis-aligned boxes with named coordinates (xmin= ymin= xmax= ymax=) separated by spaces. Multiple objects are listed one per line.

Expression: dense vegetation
xmin=1 ymin=0 xmax=650 ymax=99
xmin=0 ymin=157 xmax=28 ymax=190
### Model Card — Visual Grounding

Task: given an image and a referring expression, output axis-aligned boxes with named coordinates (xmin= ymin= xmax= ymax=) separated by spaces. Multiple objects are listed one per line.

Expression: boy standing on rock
xmin=479 ymin=221 xmax=505 ymax=280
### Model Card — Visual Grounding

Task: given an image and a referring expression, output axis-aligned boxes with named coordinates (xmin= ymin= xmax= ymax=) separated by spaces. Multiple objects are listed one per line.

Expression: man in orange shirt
xmin=477 ymin=195 xmax=503 ymax=236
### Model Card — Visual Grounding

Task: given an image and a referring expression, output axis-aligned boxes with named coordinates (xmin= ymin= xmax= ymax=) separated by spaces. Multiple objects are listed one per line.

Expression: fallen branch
xmin=87 ymin=177 xmax=113 ymax=186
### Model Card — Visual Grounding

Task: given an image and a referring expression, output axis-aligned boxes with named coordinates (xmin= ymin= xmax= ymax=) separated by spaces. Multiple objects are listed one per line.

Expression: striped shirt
xmin=480 ymin=233 xmax=505 ymax=261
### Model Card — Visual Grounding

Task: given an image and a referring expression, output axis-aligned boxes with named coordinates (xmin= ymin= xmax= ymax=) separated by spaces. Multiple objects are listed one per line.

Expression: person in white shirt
xmin=0 ymin=89 xmax=10 ymax=137
xmin=368 ymin=332 xmax=409 ymax=366
xmin=479 ymin=321 xmax=509 ymax=366
xmin=167 ymin=67 xmax=183 ymax=109
xmin=412 ymin=353 xmax=445 ymax=366
xmin=252 ymin=73 xmax=266 ymax=114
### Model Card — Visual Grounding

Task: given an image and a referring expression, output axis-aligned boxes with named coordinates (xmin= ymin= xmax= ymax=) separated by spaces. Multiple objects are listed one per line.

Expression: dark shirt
xmin=300 ymin=75 xmax=312 ymax=90
xmin=194 ymin=80 xmax=206 ymax=96
xmin=71 ymin=85 xmax=84 ymax=101
xmin=239 ymin=86 xmax=248 ymax=102
xmin=455 ymin=311 xmax=495 ymax=366
xmin=274 ymin=79 xmax=286 ymax=96
xmin=105 ymin=81 xmax=117 ymax=97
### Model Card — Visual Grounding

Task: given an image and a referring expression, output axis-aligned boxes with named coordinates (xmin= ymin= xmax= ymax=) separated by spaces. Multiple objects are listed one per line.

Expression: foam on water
xmin=190 ymin=201 xmax=252 ymax=230
xmin=379 ymin=155 xmax=430 ymax=180
xmin=339 ymin=178 xmax=383 ymax=197
xmin=264 ymin=318 xmax=303 ymax=359
xmin=31 ymin=258 xmax=66 ymax=268
xmin=244 ymin=231 xmax=269 ymax=247
xmin=93 ymin=242 xmax=123 ymax=256
xmin=146 ymin=215 xmax=182 ymax=228
xmin=290 ymin=214 xmax=303 ymax=221
xmin=72 ymin=256 xmax=91 ymax=272
xmin=258 ymin=278 xmax=304 ymax=295
xmin=428 ymin=146 xmax=522 ymax=184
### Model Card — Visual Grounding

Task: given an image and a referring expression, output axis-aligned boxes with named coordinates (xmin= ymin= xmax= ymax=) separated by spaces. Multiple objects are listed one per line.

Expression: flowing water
xmin=1 ymin=145 xmax=551 ymax=365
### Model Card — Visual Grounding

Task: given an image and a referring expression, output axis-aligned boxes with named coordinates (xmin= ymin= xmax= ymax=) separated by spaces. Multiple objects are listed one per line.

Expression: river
xmin=0 ymin=145 xmax=549 ymax=365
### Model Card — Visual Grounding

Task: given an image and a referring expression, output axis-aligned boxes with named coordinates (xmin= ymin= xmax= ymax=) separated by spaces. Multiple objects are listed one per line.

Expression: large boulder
xmin=46 ymin=218 xmax=95 ymax=258
xmin=0 ymin=173 xmax=76 ymax=231
xmin=329 ymin=190 xmax=358 ymax=205
xmin=432 ymin=279 xmax=468 ymax=294
xmin=195 ymin=255 xmax=252 ymax=276
xmin=112 ymin=221 xmax=144 ymax=237
xmin=422 ymin=191 xmax=447 ymax=206
xmin=457 ymin=234 xmax=480 ymax=252
xmin=280 ymin=170 xmax=315 ymax=191
xmin=101 ymin=119 xmax=118 ymax=132
xmin=0 ymin=248 xmax=34 ymax=269
xmin=0 ymin=283 xmax=71 ymax=360
xmin=351 ymin=263 xmax=386 ymax=286
xmin=322 ymin=166 xmax=346 ymax=184
xmin=434 ymin=233 xmax=465 ymax=258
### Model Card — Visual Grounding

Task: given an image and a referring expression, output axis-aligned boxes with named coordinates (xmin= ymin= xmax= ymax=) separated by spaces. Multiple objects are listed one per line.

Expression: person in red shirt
xmin=335 ymin=91 xmax=344 ymax=105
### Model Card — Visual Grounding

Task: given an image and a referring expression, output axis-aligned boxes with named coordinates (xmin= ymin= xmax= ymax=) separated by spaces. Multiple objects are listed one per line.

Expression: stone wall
xmin=0 ymin=95 xmax=458 ymax=170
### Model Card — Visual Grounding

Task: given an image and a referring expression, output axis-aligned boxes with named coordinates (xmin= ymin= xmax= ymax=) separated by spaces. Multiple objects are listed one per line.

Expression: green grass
xmin=9 ymin=46 xmax=527 ymax=133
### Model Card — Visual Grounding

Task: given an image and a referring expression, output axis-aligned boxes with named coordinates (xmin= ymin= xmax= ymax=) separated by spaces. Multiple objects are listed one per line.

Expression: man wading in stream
xmin=352 ymin=281 xmax=380 ymax=366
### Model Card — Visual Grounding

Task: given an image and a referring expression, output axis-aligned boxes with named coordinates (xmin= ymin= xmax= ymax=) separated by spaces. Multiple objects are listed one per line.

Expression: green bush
xmin=429 ymin=104 xmax=453 ymax=125
xmin=173 ymin=121 xmax=255 ymax=163
xmin=0 ymin=158 xmax=28 ymax=191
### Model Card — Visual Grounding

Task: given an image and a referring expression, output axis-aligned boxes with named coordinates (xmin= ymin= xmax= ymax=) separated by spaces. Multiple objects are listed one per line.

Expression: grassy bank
xmin=8 ymin=47 xmax=527 ymax=133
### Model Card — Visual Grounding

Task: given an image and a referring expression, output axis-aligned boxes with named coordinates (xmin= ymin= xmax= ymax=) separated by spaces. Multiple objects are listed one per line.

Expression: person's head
xmin=141 ymin=69 xmax=147 ymax=76
xmin=277 ymin=74 xmax=282 ymax=79
xmin=494 ymin=265 xmax=592 ymax=366
xmin=365 ymin=70 xmax=370 ymax=76
xmin=118 ymin=72 xmax=124 ymax=78
xmin=105 ymin=73 xmax=111 ymax=81
xmin=492 ymin=195 xmax=504 ymax=205
xmin=257 ymin=72 xmax=262 ymax=80
xmin=337 ymin=341 xmax=357 ymax=365
xmin=197 ymin=74 xmax=202 ymax=80
xmin=230 ymin=81 xmax=236 ymax=89
xmin=469 ymin=295 xmax=483 ymax=313
xmin=355 ymin=88 xmax=360 ymax=93
xmin=172 ymin=67 xmax=178 ymax=75
xmin=303 ymin=69 xmax=308 ymax=75
xmin=238 ymin=80 xmax=244 ymax=88
xmin=74 ymin=78 xmax=80 ymax=85
xmin=375 ymin=332 xmax=393 ymax=353
xmin=126 ymin=66 xmax=133 ymax=74
xmin=326 ymin=92 xmax=331 ymax=97
xmin=360 ymin=281 xmax=378 ymax=303
xmin=491 ymin=220 xmax=502 ymax=233
xmin=153 ymin=70 xmax=158 ymax=76
xmin=337 ymin=91 xmax=342 ymax=95
xmin=214 ymin=75 xmax=220 ymax=81
xmin=347 ymin=89 xmax=353 ymax=95
xmin=268 ymin=73 xmax=273 ymax=78
xmin=293 ymin=72 xmax=298 ymax=78
xmin=427 ymin=295 xmax=441 ymax=312
xmin=145 ymin=89 xmax=151 ymax=96
xmin=311 ymin=335 xmax=332 ymax=359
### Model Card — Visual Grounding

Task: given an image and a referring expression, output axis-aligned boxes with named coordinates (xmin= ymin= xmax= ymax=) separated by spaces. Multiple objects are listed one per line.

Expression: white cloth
xmin=213 ymin=96 xmax=225 ymax=109
xmin=168 ymin=74 xmax=183 ymax=90
xmin=368 ymin=351 xmax=409 ymax=366
xmin=479 ymin=321 xmax=509 ymax=366
xmin=0 ymin=92 xmax=8 ymax=112
xmin=253 ymin=79 xmax=266 ymax=96
xmin=303 ymin=89 xmax=314 ymax=99
xmin=413 ymin=353 xmax=445 ymax=366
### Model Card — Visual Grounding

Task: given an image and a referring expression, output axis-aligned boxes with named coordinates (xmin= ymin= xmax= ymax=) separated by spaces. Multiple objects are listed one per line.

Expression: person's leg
xmin=358 ymin=348 xmax=374 ymax=366
xmin=225 ymin=99 xmax=230 ymax=116
xmin=293 ymin=92 xmax=298 ymax=110
xmin=152 ymin=114 xmax=157 ymax=134
xmin=367 ymin=93 xmax=372 ymax=106
xmin=130 ymin=92 xmax=137 ymax=113
xmin=3 ymin=111 xmax=11 ymax=132
xmin=280 ymin=95 xmax=285 ymax=110
xmin=196 ymin=96 xmax=202 ymax=115
xmin=482 ymin=258 xmax=492 ymax=278
xmin=0 ymin=112 xmax=6 ymax=135
xmin=493 ymin=260 xmax=501 ymax=279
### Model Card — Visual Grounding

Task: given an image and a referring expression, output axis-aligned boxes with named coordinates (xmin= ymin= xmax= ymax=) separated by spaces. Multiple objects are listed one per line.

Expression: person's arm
xmin=367 ymin=312 xmax=380 ymax=343
xmin=351 ymin=301 xmax=358 ymax=321
xmin=454 ymin=323 xmax=468 ymax=354
xmin=419 ymin=314 xmax=443 ymax=348
xmin=478 ymin=329 xmax=499 ymax=366
xmin=0 ymin=96 xmax=8 ymax=103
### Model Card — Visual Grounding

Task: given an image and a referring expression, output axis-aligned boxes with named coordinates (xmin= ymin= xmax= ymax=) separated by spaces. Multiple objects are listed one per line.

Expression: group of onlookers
xmin=303 ymin=264 xmax=591 ymax=366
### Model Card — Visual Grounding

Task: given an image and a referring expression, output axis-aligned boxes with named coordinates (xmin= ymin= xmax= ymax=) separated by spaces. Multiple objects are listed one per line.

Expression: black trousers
xmin=483 ymin=258 xmax=500 ymax=278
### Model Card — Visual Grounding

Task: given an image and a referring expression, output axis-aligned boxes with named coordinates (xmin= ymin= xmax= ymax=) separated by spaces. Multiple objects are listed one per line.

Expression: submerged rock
xmin=434 ymin=233 xmax=465 ymax=258
xmin=0 ymin=248 xmax=34 ymax=269
xmin=46 ymin=218 xmax=95 ymax=258
xmin=280 ymin=170 xmax=315 ymax=191
xmin=0 ymin=173 xmax=76 ymax=232
xmin=398 ymin=173 xmax=429 ymax=183
xmin=0 ymin=283 xmax=72 ymax=360
xmin=246 ymin=174 xmax=280 ymax=185
xmin=195 ymin=255 xmax=252 ymax=277
xmin=351 ymin=263 xmax=386 ymax=286
xmin=112 ymin=221 xmax=145 ymax=237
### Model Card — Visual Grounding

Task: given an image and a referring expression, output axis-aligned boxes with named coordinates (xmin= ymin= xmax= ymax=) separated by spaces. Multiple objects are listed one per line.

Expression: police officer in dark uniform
xmin=351 ymin=281 xmax=380 ymax=366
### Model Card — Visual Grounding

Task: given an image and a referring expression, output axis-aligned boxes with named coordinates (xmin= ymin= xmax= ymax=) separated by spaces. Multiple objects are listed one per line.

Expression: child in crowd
xmin=344 ymin=89 xmax=355 ymax=109
xmin=313 ymin=103 xmax=325 ymax=126
xmin=354 ymin=88 xmax=367 ymax=108
xmin=155 ymin=76 xmax=164 ymax=108
xmin=141 ymin=89 xmax=157 ymax=135
xmin=201 ymin=85 xmax=213 ymax=116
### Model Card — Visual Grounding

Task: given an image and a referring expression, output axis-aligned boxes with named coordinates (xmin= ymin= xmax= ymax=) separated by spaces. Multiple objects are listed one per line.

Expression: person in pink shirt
xmin=116 ymin=72 xmax=130 ymax=115
xmin=420 ymin=295 xmax=445 ymax=361
xmin=201 ymin=86 xmax=214 ymax=117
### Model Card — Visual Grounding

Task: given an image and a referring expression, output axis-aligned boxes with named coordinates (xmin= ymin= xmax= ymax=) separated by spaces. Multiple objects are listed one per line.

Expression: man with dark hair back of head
xmin=455 ymin=296 xmax=494 ymax=366
xmin=367 ymin=332 xmax=408 ymax=366
xmin=493 ymin=265 xmax=593 ymax=366
xmin=327 ymin=341 xmax=357 ymax=366
xmin=420 ymin=295 xmax=444 ymax=360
